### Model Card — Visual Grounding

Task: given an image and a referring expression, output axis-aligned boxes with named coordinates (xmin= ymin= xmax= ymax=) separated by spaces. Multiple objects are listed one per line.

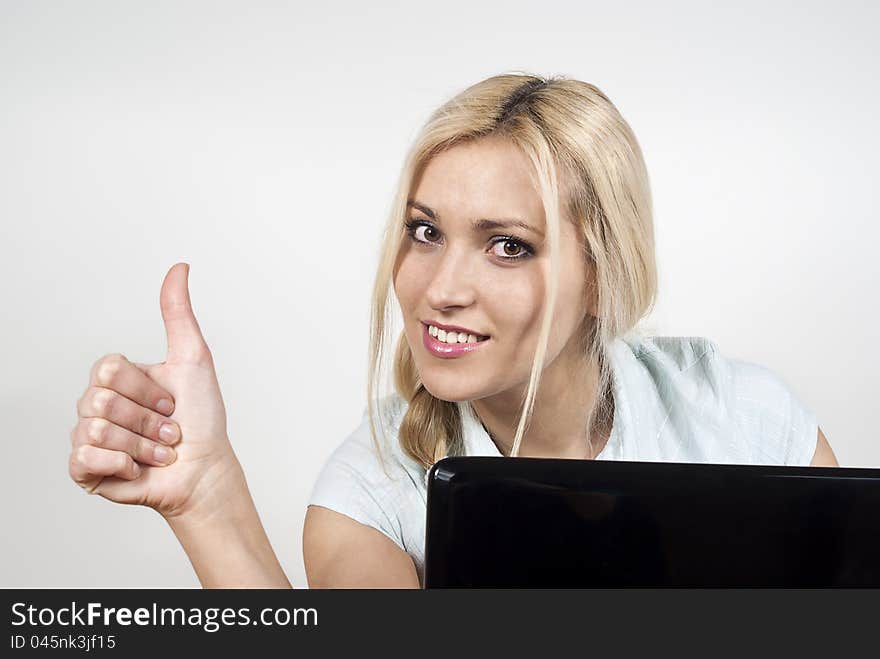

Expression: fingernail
xmin=153 ymin=445 xmax=174 ymax=464
xmin=132 ymin=463 xmax=141 ymax=476
xmin=156 ymin=398 xmax=174 ymax=415
xmin=159 ymin=423 xmax=179 ymax=443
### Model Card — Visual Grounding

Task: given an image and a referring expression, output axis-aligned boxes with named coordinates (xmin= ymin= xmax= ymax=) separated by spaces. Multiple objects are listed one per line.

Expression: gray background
xmin=2 ymin=0 xmax=877 ymax=587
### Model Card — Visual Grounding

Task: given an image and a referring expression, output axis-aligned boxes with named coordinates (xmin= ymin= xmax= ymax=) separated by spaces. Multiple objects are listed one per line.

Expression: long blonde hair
xmin=368 ymin=72 xmax=657 ymax=473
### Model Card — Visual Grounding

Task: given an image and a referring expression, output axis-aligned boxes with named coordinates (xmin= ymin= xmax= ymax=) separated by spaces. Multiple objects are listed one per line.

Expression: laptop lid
xmin=424 ymin=456 xmax=880 ymax=587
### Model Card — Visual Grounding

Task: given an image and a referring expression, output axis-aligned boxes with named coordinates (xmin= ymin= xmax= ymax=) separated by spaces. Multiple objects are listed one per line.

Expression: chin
xmin=418 ymin=369 xmax=489 ymax=403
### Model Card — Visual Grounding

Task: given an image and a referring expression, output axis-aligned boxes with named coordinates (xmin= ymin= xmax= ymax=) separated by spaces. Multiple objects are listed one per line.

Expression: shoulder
xmin=626 ymin=335 xmax=720 ymax=381
xmin=631 ymin=334 xmax=719 ymax=367
xmin=316 ymin=395 xmax=410 ymax=481
xmin=306 ymin=394 xmax=424 ymax=548
xmin=720 ymin=350 xmax=819 ymax=465
xmin=616 ymin=334 xmax=818 ymax=465
xmin=625 ymin=334 xmax=800 ymax=408
xmin=619 ymin=334 xmax=727 ymax=406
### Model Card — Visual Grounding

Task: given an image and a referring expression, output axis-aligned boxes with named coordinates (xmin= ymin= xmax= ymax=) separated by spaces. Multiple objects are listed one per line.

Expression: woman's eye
xmin=418 ymin=225 xmax=441 ymax=243
xmin=406 ymin=220 xmax=442 ymax=244
xmin=490 ymin=238 xmax=531 ymax=260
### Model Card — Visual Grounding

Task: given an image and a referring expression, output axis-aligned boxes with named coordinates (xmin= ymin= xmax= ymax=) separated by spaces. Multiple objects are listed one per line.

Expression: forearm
xmin=165 ymin=461 xmax=293 ymax=589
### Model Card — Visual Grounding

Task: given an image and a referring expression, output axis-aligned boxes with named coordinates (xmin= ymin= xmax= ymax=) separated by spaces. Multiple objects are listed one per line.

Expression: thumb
xmin=160 ymin=262 xmax=212 ymax=365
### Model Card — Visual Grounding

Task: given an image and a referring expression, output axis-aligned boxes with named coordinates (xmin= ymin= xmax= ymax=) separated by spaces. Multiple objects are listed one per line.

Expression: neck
xmin=470 ymin=344 xmax=613 ymax=460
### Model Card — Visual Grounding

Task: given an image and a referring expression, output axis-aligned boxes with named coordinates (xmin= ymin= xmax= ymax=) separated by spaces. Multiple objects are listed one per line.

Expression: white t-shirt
xmin=307 ymin=334 xmax=819 ymax=587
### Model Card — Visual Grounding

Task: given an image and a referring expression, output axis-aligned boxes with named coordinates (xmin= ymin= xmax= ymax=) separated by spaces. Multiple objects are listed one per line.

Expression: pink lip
xmin=422 ymin=323 xmax=490 ymax=359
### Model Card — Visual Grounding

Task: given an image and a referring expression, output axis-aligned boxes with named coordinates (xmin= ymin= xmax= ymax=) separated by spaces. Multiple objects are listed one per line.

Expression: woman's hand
xmin=69 ymin=263 xmax=241 ymax=521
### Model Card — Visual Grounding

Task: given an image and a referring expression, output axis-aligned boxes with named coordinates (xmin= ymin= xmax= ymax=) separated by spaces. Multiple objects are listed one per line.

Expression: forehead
xmin=412 ymin=137 xmax=545 ymax=223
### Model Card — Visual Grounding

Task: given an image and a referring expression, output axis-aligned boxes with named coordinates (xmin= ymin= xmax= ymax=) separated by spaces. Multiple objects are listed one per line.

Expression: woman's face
xmin=393 ymin=136 xmax=593 ymax=403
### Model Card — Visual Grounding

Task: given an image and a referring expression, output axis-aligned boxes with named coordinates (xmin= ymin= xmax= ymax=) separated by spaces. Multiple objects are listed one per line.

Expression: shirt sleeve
xmin=726 ymin=356 xmax=819 ymax=466
xmin=306 ymin=410 xmax=408 ymax=550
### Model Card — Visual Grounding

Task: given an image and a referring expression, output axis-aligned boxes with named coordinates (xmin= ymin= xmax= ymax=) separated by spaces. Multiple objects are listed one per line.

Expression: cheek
xmin=547 ymin=270 xmax=589 ymax=348
xmin=483 ymin=269 xmax=546 ymax=341
xmin=495 ymin=263 xmax=587 ymax=359
xmin=393 ymin=251 xmax=425 ymax=310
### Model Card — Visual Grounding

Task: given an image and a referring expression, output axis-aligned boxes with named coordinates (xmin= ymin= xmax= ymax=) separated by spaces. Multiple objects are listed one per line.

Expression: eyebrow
xmin=406 ymin=200 xmax=544 ymax=238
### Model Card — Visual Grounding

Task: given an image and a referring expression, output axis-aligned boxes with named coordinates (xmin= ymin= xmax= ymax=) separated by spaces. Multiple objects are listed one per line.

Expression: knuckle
xmin=88 ymin=418 xmax=110 ymax=446
xmin=91 ymin=388 xmax=115 ymax=416
xmin=131 ymin=435 xmax=145 ymax=460
xmin=139 ymin=413 xmax=151 ymax=438
xmin=70 ymin=421 xmax=86 ymax=448
xmin=197 ymin=349 xmax=214 ymax=368
xmin=94 ymin=354 xmax=125 ymax=387
xmin=75 ymin=389 xmax=90 ymax=415
xmin=74 ymin=444 xmax=92 ymax=466
xmin=116 ymin=452 xmax=131 ymax=473
xmin=68 ymin=458 xmax=83 ymax=484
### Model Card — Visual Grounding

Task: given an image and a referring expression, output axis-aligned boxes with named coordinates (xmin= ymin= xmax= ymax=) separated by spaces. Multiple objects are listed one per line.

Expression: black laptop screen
xmin=424 ymin=457 xmax=880 ymax=587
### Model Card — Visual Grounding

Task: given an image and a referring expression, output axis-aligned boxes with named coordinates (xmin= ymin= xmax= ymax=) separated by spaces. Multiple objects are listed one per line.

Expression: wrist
xmin=163 ymin=453 xmax=248 ymax=529
xmin=163 ymin=459 xmax=291 ymax=588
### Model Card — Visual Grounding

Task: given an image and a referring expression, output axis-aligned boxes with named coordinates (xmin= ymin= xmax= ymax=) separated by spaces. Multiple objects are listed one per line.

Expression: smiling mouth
xmin=421 ymin=323 xmax=490 ymax=359
xmin=424 ymin=323 xmax=490 ymax=345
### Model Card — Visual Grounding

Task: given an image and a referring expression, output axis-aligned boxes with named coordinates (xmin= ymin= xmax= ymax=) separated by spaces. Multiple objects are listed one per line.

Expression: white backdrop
xmin=2 ymin=0 xmax=877 ymax=587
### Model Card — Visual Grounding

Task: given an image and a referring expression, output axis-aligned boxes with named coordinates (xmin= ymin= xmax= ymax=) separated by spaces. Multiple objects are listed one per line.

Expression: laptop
xmin=423 ymin=457 xmax=880 ymax=587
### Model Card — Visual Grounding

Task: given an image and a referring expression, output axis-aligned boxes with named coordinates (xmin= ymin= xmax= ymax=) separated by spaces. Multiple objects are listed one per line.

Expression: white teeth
xmin=428 ymin=325 xmax=485 ymax=345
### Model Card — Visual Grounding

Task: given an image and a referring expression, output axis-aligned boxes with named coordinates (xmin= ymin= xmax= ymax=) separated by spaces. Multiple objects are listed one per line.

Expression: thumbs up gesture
xmin=69 ymin=263 xmax=240 ymax=520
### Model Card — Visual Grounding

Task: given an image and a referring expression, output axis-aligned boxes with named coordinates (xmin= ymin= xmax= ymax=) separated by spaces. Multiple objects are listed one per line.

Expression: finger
xmin=132 ymin=361 xmax=160 ymax=381
xmin=160 ymin=263 xmax=213 ymax=366
xmin=72 ymin=417 xmax=178 ymax=466
xmin=69 ymin=444 xmax=142 ymax=488
xmin=90 ymin=353 xmax=175 ymax=416
xmin=77 ymin=386 xmax=181 ymax=446
xmin=88 ymin=475 xmax=142 ymax=502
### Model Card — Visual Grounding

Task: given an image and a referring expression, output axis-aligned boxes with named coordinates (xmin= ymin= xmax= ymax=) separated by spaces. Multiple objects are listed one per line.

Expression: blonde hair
xmin=368 ymin=72 xmax=657 ymax=473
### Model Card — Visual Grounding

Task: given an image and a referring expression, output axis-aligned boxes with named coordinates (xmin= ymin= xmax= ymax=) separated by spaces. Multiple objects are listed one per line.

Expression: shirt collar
xmin=457 ymin=335 xmax=649 ymax=460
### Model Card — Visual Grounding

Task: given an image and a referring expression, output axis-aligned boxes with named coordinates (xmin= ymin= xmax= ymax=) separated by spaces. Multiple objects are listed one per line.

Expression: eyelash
xmin=403 ymin=219 xmax=535 ymax=261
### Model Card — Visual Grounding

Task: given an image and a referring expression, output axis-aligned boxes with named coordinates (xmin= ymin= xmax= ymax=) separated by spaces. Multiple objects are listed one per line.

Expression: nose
xmin=425 ymin=246 xmax=477 ymax=312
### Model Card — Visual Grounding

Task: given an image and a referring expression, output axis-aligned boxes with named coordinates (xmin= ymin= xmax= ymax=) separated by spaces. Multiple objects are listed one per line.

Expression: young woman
xmin=68 ymin=73 xmax=838 ymax=589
